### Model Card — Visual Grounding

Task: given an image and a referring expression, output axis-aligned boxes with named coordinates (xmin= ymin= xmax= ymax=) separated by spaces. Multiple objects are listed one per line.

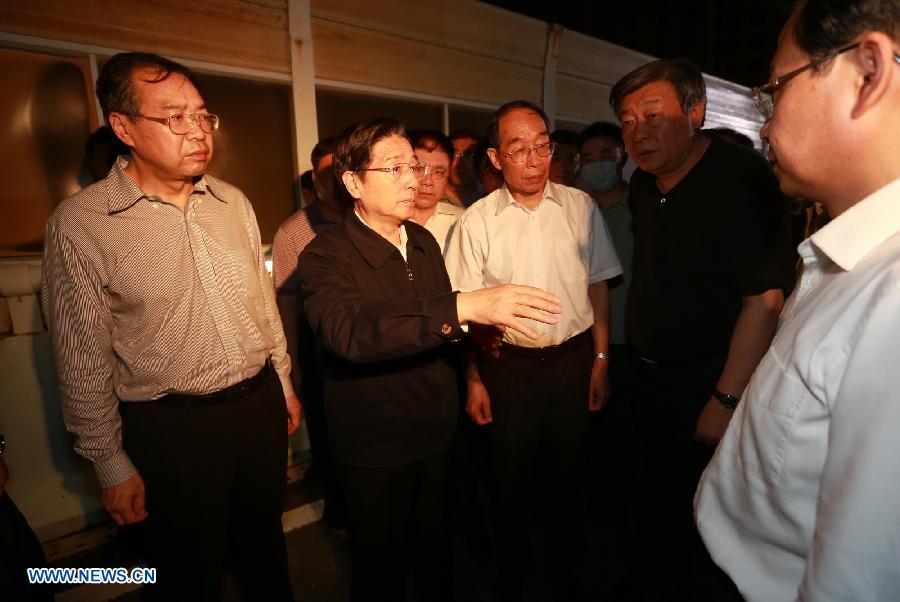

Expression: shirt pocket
xmin=743 ymin=350 xmax=810 ymax=486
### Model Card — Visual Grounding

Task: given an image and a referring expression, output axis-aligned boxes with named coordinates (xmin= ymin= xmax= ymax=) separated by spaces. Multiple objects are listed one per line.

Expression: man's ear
xmin=107 ymin=113 xmax=135 ymax=148
xmin=688 ymin=100 xmax=706 ymax=130
xmin=341 ymin=171 xmax=362 ymax=200
xmin=851 ymin=32 xmax=895 ymax=120
xmin=487 ymin=148 xmax=502 ymax=172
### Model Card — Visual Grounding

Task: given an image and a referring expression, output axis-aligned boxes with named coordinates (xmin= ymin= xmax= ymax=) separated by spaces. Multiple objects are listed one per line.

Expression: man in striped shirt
xmin=41 ymin=52 xmax=298 ymax=600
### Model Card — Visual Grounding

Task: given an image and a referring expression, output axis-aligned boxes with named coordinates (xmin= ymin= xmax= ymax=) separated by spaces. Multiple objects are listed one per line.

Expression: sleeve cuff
xmin=430 ymin=292 xmax=465 ymax=341
xmin=278 ymin=372 xmax=296 ymax=400
xmin=94 ymin=450 xmax=138 ymax=489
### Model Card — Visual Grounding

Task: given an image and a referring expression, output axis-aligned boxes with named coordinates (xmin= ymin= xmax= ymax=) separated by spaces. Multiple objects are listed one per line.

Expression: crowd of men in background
xmin=272 ymin=55 xmax=796 ymax=601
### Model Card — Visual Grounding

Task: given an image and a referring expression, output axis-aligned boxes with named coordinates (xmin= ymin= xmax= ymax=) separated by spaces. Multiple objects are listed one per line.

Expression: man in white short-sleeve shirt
xmin=445 ymin=100 xmax=621 ymax=600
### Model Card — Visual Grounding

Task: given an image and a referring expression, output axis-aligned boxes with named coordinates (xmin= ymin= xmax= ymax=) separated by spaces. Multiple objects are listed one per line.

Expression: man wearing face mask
xmin=576 ymin=122 xmax=632 ymax=381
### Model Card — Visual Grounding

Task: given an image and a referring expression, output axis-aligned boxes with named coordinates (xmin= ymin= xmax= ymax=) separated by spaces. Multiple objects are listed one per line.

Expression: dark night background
xmin=483 ymin=0 xmax=796 ymax=87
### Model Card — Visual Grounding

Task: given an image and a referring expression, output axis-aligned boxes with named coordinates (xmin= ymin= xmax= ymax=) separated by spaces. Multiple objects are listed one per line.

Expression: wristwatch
xmin=0 ymin=433 xmax=5 ymax=455
xmin=713 ymin=388 xmax=740 ymax=411
xmin=593 ymin=352 xmax=609 ymax=361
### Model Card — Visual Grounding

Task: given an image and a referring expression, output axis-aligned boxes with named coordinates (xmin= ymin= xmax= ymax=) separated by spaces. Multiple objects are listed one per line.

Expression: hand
xmin=286 ymin=394 xmax=302 ymax=435
xmin=0 ymin=455 xmax=8 ymax=499
xmin=588 ymin=361 xmax=610 ymax=412
xmin=693 ymin=396 xmax=734 ymax=446
xmin=102 ymin=473 xmax=148 ymax=526
xmin=469 ymin=324 xmax=505 ymax=358
xmin=466 ymin=379 xmax=494 ymax=425
xmin=457 ymin=285 xmax=562 ymax=341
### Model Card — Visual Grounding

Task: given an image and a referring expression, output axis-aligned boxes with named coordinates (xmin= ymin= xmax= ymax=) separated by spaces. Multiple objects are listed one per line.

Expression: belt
xmin=150 ymin=361 xmax=271 ymax=408
xmin=499 ymin=330 xmax=591 ymax=361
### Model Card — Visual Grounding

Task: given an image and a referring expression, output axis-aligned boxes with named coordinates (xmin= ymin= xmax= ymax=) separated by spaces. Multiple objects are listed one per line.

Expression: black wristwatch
xmin=713 ymin=389 xmax=740 ymax=411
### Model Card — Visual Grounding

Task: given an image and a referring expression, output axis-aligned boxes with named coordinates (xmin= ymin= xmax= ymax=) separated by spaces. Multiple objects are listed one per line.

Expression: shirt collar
xmin=346 ymin=211 xmax=424 ymax=268
xmin=494 ymin=180 xmax=563 ymax=215
xmin=105 ymin=155 xmax=224 ymax=214
xmin=809 ymin=177 xmax=900 ymax=271
xmin=434 ymin=201 xmax=461 ymax=216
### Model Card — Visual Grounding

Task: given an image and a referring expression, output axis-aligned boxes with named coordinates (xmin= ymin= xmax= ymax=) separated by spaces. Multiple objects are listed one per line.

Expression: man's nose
xmin=186 ymin=117 xmax=207 ymax=141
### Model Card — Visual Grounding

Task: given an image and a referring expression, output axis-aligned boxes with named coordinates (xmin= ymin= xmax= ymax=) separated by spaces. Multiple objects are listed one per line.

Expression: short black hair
xmin=486 ymin=100 xmax=551 ymax=149
xmin=407 ymin=129 xmax=454 ymax=162
xmin=578 ymin=122 xmax=624 ymax=151
xmin=550 ymin=129 xmax=579 ymax=147
xmin=310 ymin=136 xmax=337 ymax=170
xmin=609 ymin=58 xmax=707 ymax=125
xmin=96 ymin=52 xmax=202 ymax=122
xmin=792 ymin=0 xmax=899 ymax=60
xmin=333 ymin=117 xmax=408 ymax=182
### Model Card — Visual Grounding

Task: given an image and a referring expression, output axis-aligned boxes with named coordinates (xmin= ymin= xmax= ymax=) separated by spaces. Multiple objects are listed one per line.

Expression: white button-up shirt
xmin=422 ymin=200 xmax=464 ymax=255
xmin=445 ymin=180 xmax=622 ymax=347
xmin=695 ymin=177 xmax=900 ymax=602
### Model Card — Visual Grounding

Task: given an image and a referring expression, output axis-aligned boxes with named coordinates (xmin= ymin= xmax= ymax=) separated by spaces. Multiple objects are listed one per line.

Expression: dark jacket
xmin=298 ymin=214 xmax=464 ymax=468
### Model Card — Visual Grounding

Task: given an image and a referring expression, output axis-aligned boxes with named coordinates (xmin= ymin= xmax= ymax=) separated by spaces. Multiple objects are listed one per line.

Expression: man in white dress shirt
xmin=446 ymin=100 xmax=621 ymax=601
xmin=407 ymin=129 xmax=464 ymax=254
xmin=695 ymin=2 xmax=900 ymax=601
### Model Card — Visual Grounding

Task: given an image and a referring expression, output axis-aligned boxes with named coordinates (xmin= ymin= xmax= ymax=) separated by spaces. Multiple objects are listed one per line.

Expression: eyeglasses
xmin=751 ymin=43 xmax=860 ymax=120
xmin=136 ymin=112 xmax=221 ymax=135
xmin=453 ymin=151 xmax=475 ymax=161
xmin=357 ymin=162 xmax=426 ymax=179
xmin=422 ymin=165 xmax=449 ymax=180
xmin=498 ymin=141 xmax=556 ymax=163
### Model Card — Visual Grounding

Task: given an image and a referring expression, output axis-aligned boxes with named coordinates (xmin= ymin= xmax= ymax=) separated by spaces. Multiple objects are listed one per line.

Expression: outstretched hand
xmin=457 ymin=285 xmax=561 ymax=340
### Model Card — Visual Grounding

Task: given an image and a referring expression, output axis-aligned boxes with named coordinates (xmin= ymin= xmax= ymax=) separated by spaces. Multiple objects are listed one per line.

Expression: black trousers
xmin=478 ymin=331 xmax=593 ymax=599
xmin=630 ymin=353 xmax=741 ymax=602
xmin=0 ymin=494 xmax=53 ymax=601
xmin=120 ymin=364 xmax=292 ymax=602
xmin=338 ymin=450 xmax=452 ymax=602
xmin=298 ymin=317 xmax=347 ymax=529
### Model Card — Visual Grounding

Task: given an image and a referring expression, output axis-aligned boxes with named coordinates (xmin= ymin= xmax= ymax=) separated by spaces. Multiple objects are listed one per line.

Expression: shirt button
xmin=441 ymin=323 xmax=453 ymax=336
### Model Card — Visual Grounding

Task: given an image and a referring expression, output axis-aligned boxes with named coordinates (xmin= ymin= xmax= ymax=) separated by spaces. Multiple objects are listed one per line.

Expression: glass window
xmin=316 ymin=88 xmax=443 ymax=139
xmin=0 ymin=47 xmax=97 ymax=256
xmin=448 ymin=105 xmax=494 ymax=139
xmin=198 ymin=73 xmax=295 ymax=243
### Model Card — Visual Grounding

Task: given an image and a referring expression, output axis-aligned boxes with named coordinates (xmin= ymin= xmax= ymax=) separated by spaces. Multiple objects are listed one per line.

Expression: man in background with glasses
xmin=446 ymin=100 xmax=622 ymax=601
xmin=42 ymin=52 xmax=298 ymax=600
xmin=447 ymin=129 xmax=483 ymax=207
xmin=407 ymin=129 xmax=464 ymax=254
xmin=696 ymin=1 xmax=900 ymax=600
xmin=608 ymin=57 xmax=794 ymax=600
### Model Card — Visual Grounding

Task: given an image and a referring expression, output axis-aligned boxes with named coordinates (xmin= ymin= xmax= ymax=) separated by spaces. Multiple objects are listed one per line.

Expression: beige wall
xmin=0 ymin=0 xmax=291 ymax=73
xmin=1 ymin=0 xmax=765 ymax=140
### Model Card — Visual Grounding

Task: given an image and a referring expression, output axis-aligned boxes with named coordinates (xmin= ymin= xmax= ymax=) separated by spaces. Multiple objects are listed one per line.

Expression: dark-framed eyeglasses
xmin=136 ymin=112 xmax=220 ymax=135
xmin=751 ymin=43 xmax=860 ymax=121
xmin=453 ymin=151 xmax=476 ymax=161
xmin=498 ymin=141 xmax=556 ymax=163
xmin=356 ymin=162 xmax=426 ymax=180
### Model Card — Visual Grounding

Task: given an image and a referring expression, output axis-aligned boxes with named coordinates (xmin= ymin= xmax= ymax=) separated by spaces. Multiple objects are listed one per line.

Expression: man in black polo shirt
xmin=609 ymin=58 xmax=794 ymax=601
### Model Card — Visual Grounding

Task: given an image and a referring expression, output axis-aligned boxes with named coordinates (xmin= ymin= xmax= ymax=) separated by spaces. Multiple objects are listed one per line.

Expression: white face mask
xmin=575 ymin=161 xmax=620 ymax=194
